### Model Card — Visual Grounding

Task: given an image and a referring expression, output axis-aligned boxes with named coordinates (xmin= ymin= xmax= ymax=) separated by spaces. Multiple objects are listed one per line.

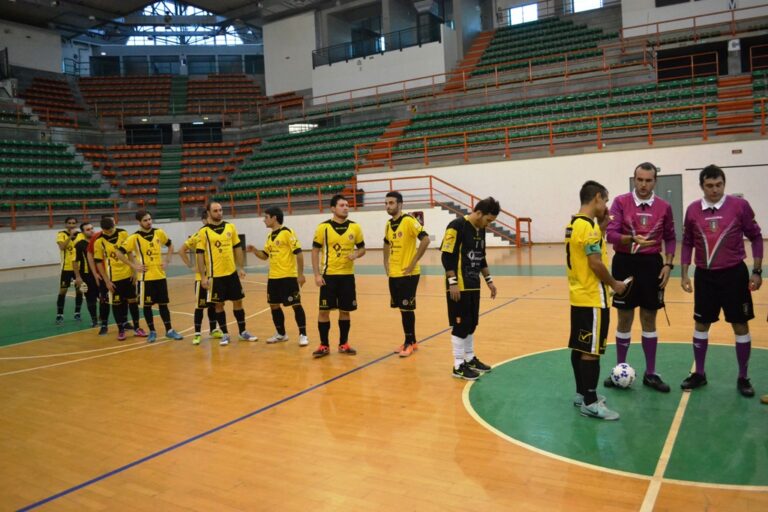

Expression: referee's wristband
xmin=447 ymin=276 xmax=458 ymax=286
xmin=753 ymin=268 xmax=763 ymax=275
xmin=663 ymin=263 xmax=674 ymax=270
xmin=484 ymin=275 xmax=493 ymax=283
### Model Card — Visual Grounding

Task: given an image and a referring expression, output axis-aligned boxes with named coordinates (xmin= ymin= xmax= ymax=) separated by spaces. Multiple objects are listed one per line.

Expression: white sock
xmin=464 ymin=333 xmax=475 ymax=361
xmin=452 ymin=335 xmax=465 ymax=368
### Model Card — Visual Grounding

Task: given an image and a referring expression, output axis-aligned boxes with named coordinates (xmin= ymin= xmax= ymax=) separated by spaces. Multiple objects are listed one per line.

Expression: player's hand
xmin=238 ymin=269 xmax=246 ymax=280
xmin=749 ymin=273 xmax=762 ymax=291
xmin=162 ymin=258 xmax=170 ymax=269
xmin=298 ymin=275 xmax=306 ymax=287
xmin=74 ymin=277 xmax=83 ymax=289
xmin=315 ymin=274 xmax=325 ymax=287
xmin=632 ymin=235 xmax=657 ymax=248
xmin=347 ymin=253 xmax=357 ymax=261
xmin=658 ymin=265 xmax=671 ymax=289
xmin=403 ymin=264 xmax=415 ymax=276
xmin=681 ymin=275 xmax=693 ymax=293
xmin=487 ymin=281 xmax=497 ymax=299
xmin=246 ymin=244 xmax=257 ymax=254
xmin=105 ymin=280 xmax=116 ymax=292
xmin=612 ymin=280 xmax=627 ymax=296
xmin=93 ymin=273 xmax=102 ymax=285
xmin=130 ymin=274 xmax=137 ymax=285
xmin=200 ymin=278 xmax=209 ymax=290
xmin=449 ymin=284 xmax=460 ymax=302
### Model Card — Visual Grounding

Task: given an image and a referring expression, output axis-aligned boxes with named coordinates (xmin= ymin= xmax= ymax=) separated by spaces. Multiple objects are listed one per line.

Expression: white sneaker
xmin=219 ymin=334 xmax=230 ymax=346
xmin=266 ymin=333 xmax=289 ymax=344
xmin=239 ymin=331 xmax=258 ymax=342
xmin=580 ymin=400 xmax=620 ymax=420
xmin=299 ymin=334 xmax=309 ymax=347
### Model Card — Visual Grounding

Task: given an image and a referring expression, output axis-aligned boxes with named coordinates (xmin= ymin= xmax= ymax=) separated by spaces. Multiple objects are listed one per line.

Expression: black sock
xmin=271 ymin=308 xmax=286 ymax=335
xmin=87 ymin=300 xmax=98 ymax=324
xmin=207 ymin=305 xmax=217 ymax=332
xmin=580 ymin=357 xmax=601 ymax=406
xmin=216 ymin=310 xmax=228 ymax=334
xmin=293 ymin=305 xmax=307 ymax=336
xmin=401 ymin=311 xmax=416 ymax=344
xmin=234 ymin=309 xmax=246 ymax=334
xmin=318 ymin=321 xmax=331 ymax=346
xmin=115 ymin=302 xmax=128 ymax=329
xmin=143 ymin=306 xmax=155 ymax=331
xmin=339 ymin=319 xmax=350 ymax=345
xmin=129 ymin=302 xmax=140 ymax=328
xmin=56 ymin=293 xmax=65 ymax=315
xmin=159 ymin=304 xmax=172 ymax=332
xmin=194 ymin=308 xmax=204 ymax=334
xmin=75 ymin=291 xmax=83 ymax=313
xmin=99 ymin=299 xmax=109 ymax=326
xmin=571 ymin=350 xmax=583 ymax=395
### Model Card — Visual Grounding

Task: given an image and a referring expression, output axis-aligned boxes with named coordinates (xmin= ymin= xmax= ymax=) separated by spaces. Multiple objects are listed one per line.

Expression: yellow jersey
xmin=264 ymin=226 xmax=302 ymax=279
xmin=384 ymin=214 xmax=427 ymax=278
xmin=93 ymin=229 xmax=132 ymax=282
xmin=312 ymin=220 xmax=365 ymax=275
xmin=56 ymin=230 xmax=79 ymax=271
xmin=196 ymin=221 xmax=242 ymax=278
xmin=74 ymin=237 xmax=91 ymax=275
xmin=183 ymin=233 xmax=203 ymax=281
xmin=120 ymin=228 xmax=171 ymax=281
xmin=565 ymin=214 xmax=610 ymax=308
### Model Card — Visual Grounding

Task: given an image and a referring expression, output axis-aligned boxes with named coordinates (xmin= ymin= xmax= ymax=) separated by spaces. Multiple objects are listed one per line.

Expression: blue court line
xmin=17 ymin=288 xmax=543 ymax=512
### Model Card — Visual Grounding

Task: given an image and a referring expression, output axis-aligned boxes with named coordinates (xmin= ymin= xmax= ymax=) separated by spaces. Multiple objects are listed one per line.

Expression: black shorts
xmin=137 ymin=279 xmax=169 ymax=307
xmin=82 ymin=273 xmax=99 ymax=302
xmin=611 ymin=252 xmax=664 ymax=310
xmin=60 ymin=270 xmax=75 ymax=289
xmin=209 ymin=272 xmax=245 ymax=303
xmin=389 ymin=275 xmax=420 ymax=311
xmin=194 ymin=280 xmax=211 ymax=309
xmin=447 ymin=290 xmax=480 ymax=329
xmin=268 ymin=277 xmax=301 ymax=307
xmin=569 ymin=306 xmax=609 ymax=356
xmin=694 ymin=263 xmax=754 ymax=324
xmin=319 ymin=274 xmax=357 ymax=311
xmin=109 ymin=277 xmax=136 ymax=306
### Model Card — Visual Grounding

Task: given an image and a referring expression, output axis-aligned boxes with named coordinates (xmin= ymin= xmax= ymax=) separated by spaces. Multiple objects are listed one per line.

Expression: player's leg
xmin=227 ymin=273 xmax=256 ymax=342
xmin=682 ymin=267 xmax=719 ymax=390
xmin=193 ymin=281 xmax=204 ymax=344
xmin=292 ymin=304 xmax=308 ymax=346
xmin=56 ymin=271 xmax=73 ymax=324
xmin=449 ymin=292 xmax=477 ymax=380
xmin=266 ymin=279 xmax=288 ymax=343
xmin=463 ymin=291 xmax=490 ymax=373
xmin=313 ymin=279 xmax=333 ymax=358
xmin=638 ymin=307 xmax=670 ymax=392
xmin=571 ymin=307 xmax=618 ymax=420
xmin=98 ymin=280 xmax=110 ymax=335
xmin=722 ymin=263 xmax=755 ymax=397
xmin=337 ymin=276 xmax=357 ymax=354
xmin=732 ymin=322 xmax=753 ymax=397
xmin=84 ymin=275 xmax=99 ymax=327
xmin=111 ymin=280 xmax=129 ymax=341
xmin=138 ymin=280 xmax=157 ymax=341
xmin=153 ymin=280 xmax=181 ymax=341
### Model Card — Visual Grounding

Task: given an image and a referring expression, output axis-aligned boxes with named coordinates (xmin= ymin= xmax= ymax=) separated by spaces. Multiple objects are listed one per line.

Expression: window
xmin=573 ymin=0 xmax=603 ymax=13
xmin=508 ymin=4 xmax=538 ymax=26
xmin=125 ymin=1 xmax=244 ymax=46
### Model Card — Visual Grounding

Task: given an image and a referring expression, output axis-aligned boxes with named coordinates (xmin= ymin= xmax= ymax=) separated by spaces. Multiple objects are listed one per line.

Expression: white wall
xmin=311 ymin=36 xmax=453 ymax=102
xmin=622 ymin=0 xmax=768 ymax=37
xmin=0 ymin=19 xmax=62 ymax=73
xmin=263 ymin=11 xmax=316 ymax=96
xmin=442 ymin=24 xmax=459 ymax=72
xmin=0 ymin=206 xmax=509 ymax=270
xmin=363 ymin=139 xmax=768 ymax=243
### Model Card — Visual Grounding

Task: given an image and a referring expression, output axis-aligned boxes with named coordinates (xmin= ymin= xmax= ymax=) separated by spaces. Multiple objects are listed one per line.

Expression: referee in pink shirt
xmin=680 ymin=164 xmax=763 ymax=397
xmin=605 ymin=162 xmax=676 ymax=393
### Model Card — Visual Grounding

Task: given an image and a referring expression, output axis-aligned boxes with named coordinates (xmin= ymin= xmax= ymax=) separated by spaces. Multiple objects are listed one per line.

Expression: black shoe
xmin=91 ymin=321 xmax=98 ymax=328
xmin=681 ymin=372 xmax=707 ymax=390
xmin=123 ymin=322 xmax=135 ymax=331
xmin=603 ymin=376 xmax=616 ymax=388
xmin=98 ymin=325 xmax=108 ymax=336
xmin=452 ymin=362 xmax=480 ymax=381
xmin=55 ymin=315 xmax=64 ymax=325
xmin=74 ymin=313 xmax=81 ymax=321
xmin=466 ymin=356 xmax=492 ymax=373
xmin=737 ymin=377 xmax=755 ymax=397
xmin=643 ymin=373 xmax=671 ymax=393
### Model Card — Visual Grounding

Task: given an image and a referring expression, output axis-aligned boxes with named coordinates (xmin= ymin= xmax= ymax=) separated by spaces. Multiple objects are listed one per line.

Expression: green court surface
xmin=467 ymin=344 xmax=768 ymax=486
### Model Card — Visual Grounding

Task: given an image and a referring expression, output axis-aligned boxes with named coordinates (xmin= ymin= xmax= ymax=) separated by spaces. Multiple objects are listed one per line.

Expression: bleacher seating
xmin=186 ymin=74 xmax=263 ymax=114
xmin=0 ymin=139 xmax=110 ymax=210
xmin=20 ymin=77 xmax=82 ymax=128
xmin=77 ymin=143 xmax=164 ymax=204
xmin=0 ymin=103 xmax=35 ymax=125
xmin=78 ymin=76 xmax=172 ymax=117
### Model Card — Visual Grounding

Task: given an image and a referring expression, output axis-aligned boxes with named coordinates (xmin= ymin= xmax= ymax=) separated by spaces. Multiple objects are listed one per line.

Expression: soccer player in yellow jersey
xmin=311 ymin=194 xmax=365 ymax=358
xmin=116 ymin=210 xmax=183 ymax=343
xmin=178 ymin=210 xmax=225 ymax=346
xmin=55 ymin=216 xmax=83 ymax=324
xmin=72 ymin=222 xmax=99 ymax=328
xmin=383 ymin=191 xmax=430 ymax=357
xmin=93 ymin=216 xmax=139 ymax=341
xmin=195 ymin=202 xmax=258 ymax=346
xmin=247 ymin=206 xmax=310 ymax=347
xmin=566 ymin=181 xmax=627 ymax=421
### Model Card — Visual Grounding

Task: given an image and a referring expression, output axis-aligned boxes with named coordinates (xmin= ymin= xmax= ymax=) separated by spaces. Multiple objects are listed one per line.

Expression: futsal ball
xmin=79 ymin=282 xmax=88 ymax=293
xmin=610 ymin=363 xmax=636 ymax=388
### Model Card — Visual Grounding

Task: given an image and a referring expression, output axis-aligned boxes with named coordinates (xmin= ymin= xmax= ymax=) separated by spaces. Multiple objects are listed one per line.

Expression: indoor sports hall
xmin=1 ymin=1 xmax=767 ymax=510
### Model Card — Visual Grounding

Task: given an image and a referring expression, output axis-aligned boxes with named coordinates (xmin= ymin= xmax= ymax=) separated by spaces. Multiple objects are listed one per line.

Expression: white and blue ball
xmin=610 ymin=363 xmax=636 ymax=388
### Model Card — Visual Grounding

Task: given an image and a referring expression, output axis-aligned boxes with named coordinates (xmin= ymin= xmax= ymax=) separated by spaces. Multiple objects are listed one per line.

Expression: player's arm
xmin=196 ymin=250 xmax=209 ymax=288
xmin=163 ymin=234 xmax=174 ymax=267
xmin=295 ymin=250 xmax=306 ymax=287
xmin=586 ymin=249 xmax=625 ymax=295
xmin=311 ymin=245 xmax=324 ymax=286
xmin=72 ymin=241 xmax=85 ymax=287
xmin=116 ymin=246 xmax=145 ymax=272
xmin=680 ymin=208 xmax=695 ymax=293
xmin=740 ymin=202 xmax=764 ymax=291
xmin=405 ymin=232 xmax=430 ymax=275
xmin=234 ymin=245 xmax=246 ymax=279
xmin=177 ymin=242 xmax=192 ymax=268
xmin=382 ymin=239 xmax=390 ymax=276
xmin=480 ymin=256 xmax=497 ymax=299
xmin=440 ymin=224 xmax=461 ymax=302
xmin=56 ymin=231 xmax=75 ymax=251
xmin=96 ymin=259 xmax=113 ymax=291
xmin=349 ymin=242 xmax=366 ymax=261
xmin=246 ymin=243 xmax=269 ymax=260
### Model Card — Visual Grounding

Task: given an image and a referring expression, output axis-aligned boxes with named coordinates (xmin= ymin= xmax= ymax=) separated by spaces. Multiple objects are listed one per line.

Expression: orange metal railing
xmin=2 ymin=198 xmax=145 ymax=231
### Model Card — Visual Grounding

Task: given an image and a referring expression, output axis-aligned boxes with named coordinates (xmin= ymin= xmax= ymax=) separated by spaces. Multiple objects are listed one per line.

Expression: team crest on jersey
xmin=348 ymin=234 xmax=354 ymax=240
xmin=397 ymin=232 xmax=403 ymax=238
xmin=215 ymin=241 xmax=222 ymax=248
xmin=708 ymin=218 xmax=719 ymax=232
xmin=638 ymin=213 xmax=650 ymax=226
xmin=274 ymin=240 xmax=280 ymax=246
xmin=226 ymin=232 xmax=231 ymax=238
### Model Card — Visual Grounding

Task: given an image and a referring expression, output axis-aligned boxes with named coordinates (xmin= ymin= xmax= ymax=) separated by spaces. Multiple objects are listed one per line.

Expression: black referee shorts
xmin=319 ymin=274 xmax=357 ymax=311
xmin=694 ymin=262 xmax=754 ymax=324
xmin=611 ymin=252 xmax=664 ymax=310
xmin=268 ymin=277 xmax=302 ymax=307
xmin=389 ymin=275 xmax=420 ymax=311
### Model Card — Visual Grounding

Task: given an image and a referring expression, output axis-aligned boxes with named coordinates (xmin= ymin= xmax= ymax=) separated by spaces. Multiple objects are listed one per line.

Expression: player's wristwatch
xmin=663 ymin=263 xmax=674 ymax=269
xmin=752 ymin=268 xmax=762 ymax=275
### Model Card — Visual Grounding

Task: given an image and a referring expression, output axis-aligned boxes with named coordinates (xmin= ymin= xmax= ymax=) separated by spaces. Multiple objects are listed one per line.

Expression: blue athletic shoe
xmin=147 ymin=331 xmax=157 ymax=343
xmin=166 ymin=329 xmax=183 ymax=340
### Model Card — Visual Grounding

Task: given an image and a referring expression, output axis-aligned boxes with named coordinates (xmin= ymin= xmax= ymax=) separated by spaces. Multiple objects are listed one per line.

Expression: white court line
xmin=639 ymin=364 xmax=694 ymax=512
xmin=0 ymin=307 xmax=272 ymax=376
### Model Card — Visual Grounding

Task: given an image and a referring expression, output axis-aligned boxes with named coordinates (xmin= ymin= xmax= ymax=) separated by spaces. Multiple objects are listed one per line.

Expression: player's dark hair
xmin=699 ymin=164 xmax=726 ymax=186
xmin=580 ymin=180 xmax=608 ymax=205
xmin=65 ymin=216 xmax=77 ymax=223
xmin=205 ymin=201 xmax=221 ymax=212
xmin=386 ymin=191 xmax=403 ymax=203
xmin=330 ymin=194 xmax=347 ymax=207
xmin=474 ymin=197 xmax=500 ymax=216
xmin=100 ymin=217 xmax=115 ymax=230
xmin=200 ymin=210 xmax=208 ymax=221
xmin=264 ymin=206 xmax=284 ymax=224
xmin=135 ymin=209 xmax=151 ymax=221
xmin=635 ymin=162 xmax=658 ymax=178
xmin=79 ymin=222 xmax=92 ymax=232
